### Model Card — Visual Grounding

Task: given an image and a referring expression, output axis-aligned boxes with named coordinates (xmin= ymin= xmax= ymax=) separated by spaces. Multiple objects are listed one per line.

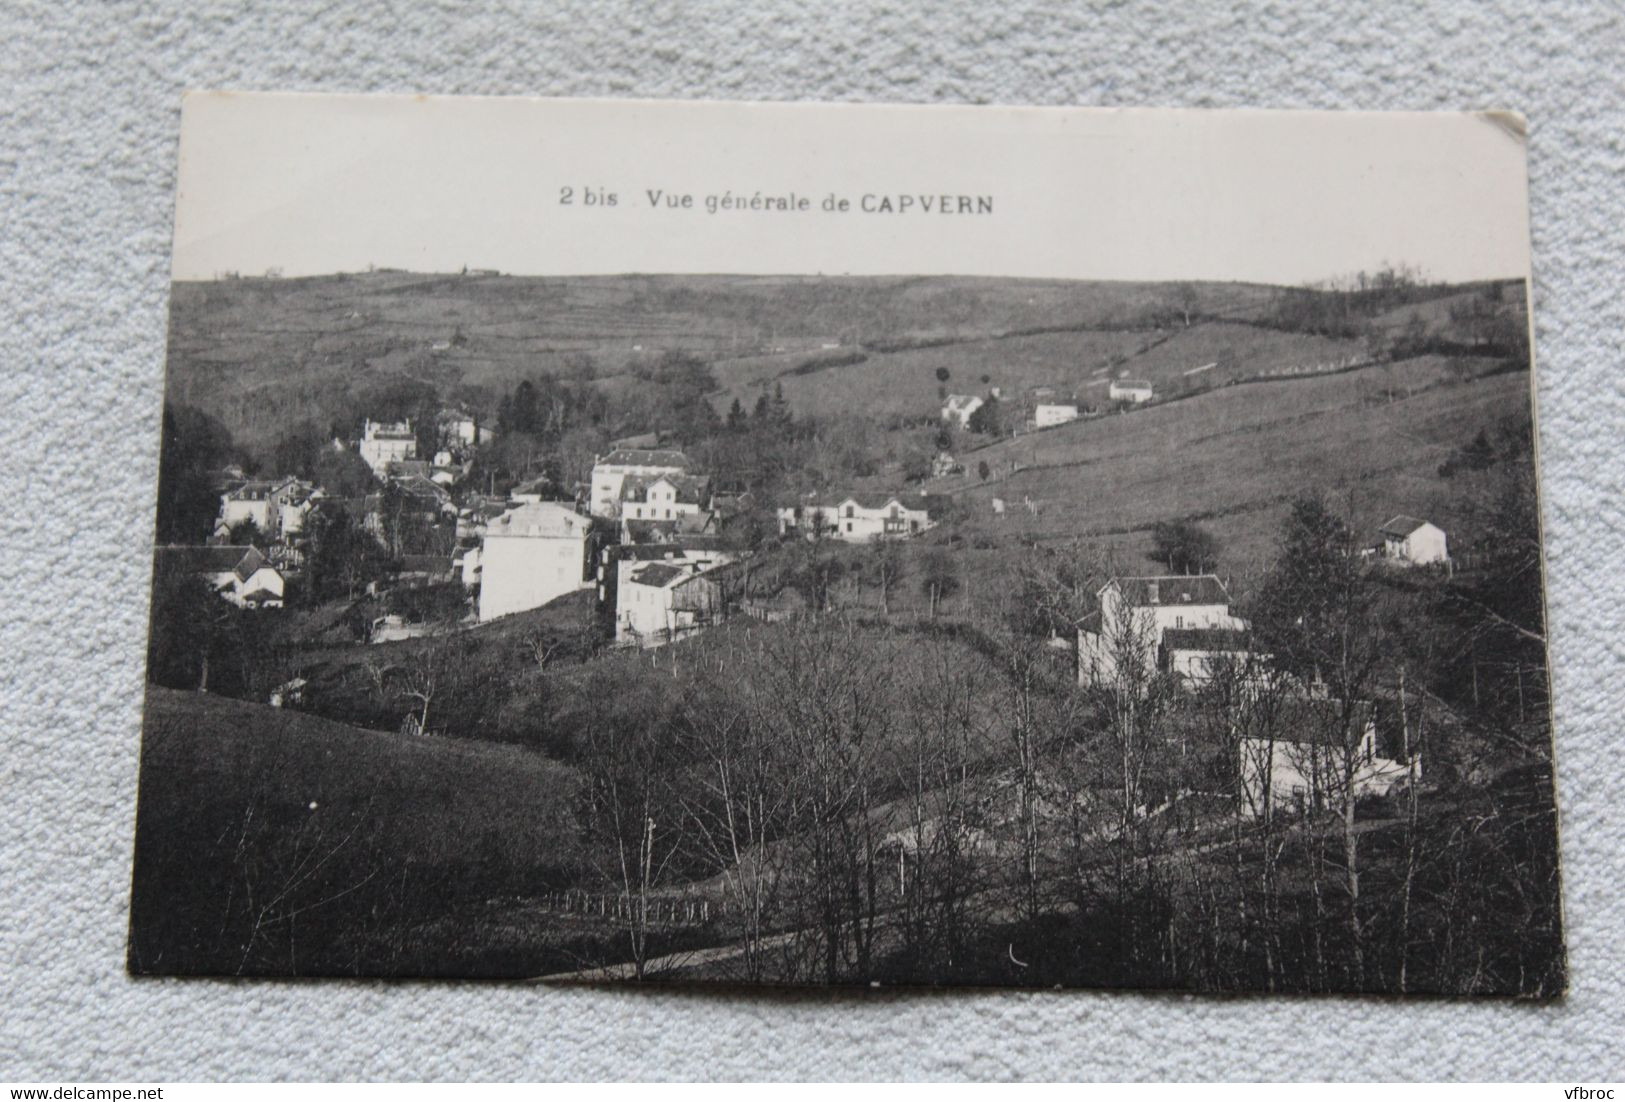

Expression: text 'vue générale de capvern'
xmin=558 ymin=186 xmax=996 ymax=216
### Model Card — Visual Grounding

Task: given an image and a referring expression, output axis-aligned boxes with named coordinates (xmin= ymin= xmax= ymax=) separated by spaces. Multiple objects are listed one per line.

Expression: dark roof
xmin=621 ymin=534 xmax=730 ymax=559
xmin=598 ymin=448 xmax=690 ymax=469
xmin=623 ymin=515 xmax=717 ymax=543
xmin=232 ymin=546 xmax=267 ymax=581
xmin=629 ymin=562 xmax=690 ymax=588
xmin=619 ymin=473 xmax=711 ymax=504
xmin=154 ymin=544 xmax=261 ymax=577
xmin=396 ymin=554 xmax=452 ymax=575
xmin=1162 ymin=627 xmax=1254 ymax=653
xmin=222 ymin=480 xmax=277 ymax=501
xmin=1379 ymin=515 xmax=1430 ymax=538
xmin=1113 ymin=574 xmax=1230 ymax=607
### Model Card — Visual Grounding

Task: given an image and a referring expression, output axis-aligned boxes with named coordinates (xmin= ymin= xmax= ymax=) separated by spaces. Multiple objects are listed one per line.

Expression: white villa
xmin=588 ymin=448 xmax=691 ymax=518
xmin=476 ymin=501 xmax=591 ymax=622
xmin=215 ymin=477 xmax=317 ymax=542
xmin=1378 ymin=515 xmax=1450 ymax=566
xmin=358 ymin=419 xmax=418 ymax=476
xmin=1078 ymin=574 xmax=1247 ymax=687
xmin=618 ymin=473 xmax=711 ymax=525
xmin=777 ymin=494 xmax=932 ymax=542
xmin=1033 ymin=403 xmax=1080 ymax=428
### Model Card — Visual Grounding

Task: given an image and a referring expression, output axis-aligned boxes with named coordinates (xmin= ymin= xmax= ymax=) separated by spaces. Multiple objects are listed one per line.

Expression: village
xmin=132 ymin=271 xmax=1558 ymax=992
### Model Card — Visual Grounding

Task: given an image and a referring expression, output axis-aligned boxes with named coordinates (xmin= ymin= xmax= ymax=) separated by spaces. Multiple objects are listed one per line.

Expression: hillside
xmin=163 ymin=272 xmax=1282 ymax=449
xmin=128 ymin=686 xmax=588 ymax=976
xmin=928 ymin=358 xmax=1528 ymax=567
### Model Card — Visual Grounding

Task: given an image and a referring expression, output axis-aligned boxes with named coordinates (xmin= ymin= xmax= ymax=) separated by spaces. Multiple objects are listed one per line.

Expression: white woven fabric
xmin=1 ymin=0 xmax=1620 ymax=1081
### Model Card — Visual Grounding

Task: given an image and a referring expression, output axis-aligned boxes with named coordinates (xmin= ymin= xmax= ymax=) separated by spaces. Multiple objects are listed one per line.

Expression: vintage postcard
xmin=129 ymin=94 xmax=1562 ymax=994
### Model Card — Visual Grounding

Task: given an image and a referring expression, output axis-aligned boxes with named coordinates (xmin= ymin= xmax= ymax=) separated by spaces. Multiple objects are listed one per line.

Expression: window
xmin=846 ymin=522 xmax=853 ymax=533
xmin=1175 ymin=615 xmax=1184 ymax=629
xmin=844 ymin=505 xmax=855 ymax=517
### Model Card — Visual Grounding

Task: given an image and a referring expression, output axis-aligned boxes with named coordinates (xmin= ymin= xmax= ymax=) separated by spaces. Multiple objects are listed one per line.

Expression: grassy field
xmin=128 ymin=687 xmax=589 ymax=976
xmin=913 ymin=358 xmax=1529 ymax=569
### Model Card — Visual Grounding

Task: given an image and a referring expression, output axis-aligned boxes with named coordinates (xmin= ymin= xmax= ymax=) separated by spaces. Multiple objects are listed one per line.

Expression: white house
xmin=940 ymin=394 xmax=985 ymax=427
xmin=1033 ymin=402 xmax=1080 ymax=428
xmin=358 ymin=419 xmax=418 ymax=476
xmin=618 ymin=473 xmax=711 ymax=525
xmin=615 ymin=560 xmax=726 ymax=646
xmin=156 ymin=545 xmax=286 ymax=608
xmin=437 ymin=409 xmax=493 ymax=449
xmin=476 ymin=501 xmax=591 ymax=621
xmin=776 ymin=494 xmax=932 ymax=542
xmin=588 ymin=448 xmax=691 ymax=518
xmin=1108 ymin=379 xmax=1154 ymax=404
xmin=1238 ymin=698 xmax=1414 ymax=816
xmin=1078 ymin=574 xmax=1246 ymax=687
xmin=217 ymin=480 xmax=276 ymax=535
xmin=1160 ymin=626 xmax=1268 ymax=688
xmin=215 ymin=478 xmax=315 ymax=542
xmin=1378 ymin=515 xmax=1449 ymax=566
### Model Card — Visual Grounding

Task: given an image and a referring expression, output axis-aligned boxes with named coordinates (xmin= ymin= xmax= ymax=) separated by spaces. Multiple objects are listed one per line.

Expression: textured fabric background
xmin=2 ymin=0 xmax=1621 ymax=1082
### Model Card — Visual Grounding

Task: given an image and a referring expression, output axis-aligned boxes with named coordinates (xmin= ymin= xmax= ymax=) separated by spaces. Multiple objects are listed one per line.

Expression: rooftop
xmin=1162 ymin=627 xmax=1255 ymax=652
xmin=1379 ymin=515 xmax=1432 ymax=538
xmin=1112 ymin=574 xmax=1230 ymax=607
xmin=596 ymin=448 xmax=690 ymax=470
xmin=485 ymin=501 xmax=585 ymax=539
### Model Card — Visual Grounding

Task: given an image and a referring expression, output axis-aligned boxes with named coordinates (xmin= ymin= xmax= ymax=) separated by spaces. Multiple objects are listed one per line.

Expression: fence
xmin=537 ymin=889 xmax=714 ymax=927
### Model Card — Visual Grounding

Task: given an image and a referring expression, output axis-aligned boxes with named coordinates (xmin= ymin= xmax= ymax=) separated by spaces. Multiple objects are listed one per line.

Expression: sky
xmin=171 ymin=94 xmax=1533 ymax=287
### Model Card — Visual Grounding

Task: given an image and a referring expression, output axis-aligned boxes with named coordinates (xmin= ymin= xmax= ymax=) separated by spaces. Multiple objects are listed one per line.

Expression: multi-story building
xmin=358 ymin=419 xmax=418 ymax=477
xmin=588 ymin=448 xmax=691 ymax=518
xmin=476 ymin=501 xmax=591 ymax=622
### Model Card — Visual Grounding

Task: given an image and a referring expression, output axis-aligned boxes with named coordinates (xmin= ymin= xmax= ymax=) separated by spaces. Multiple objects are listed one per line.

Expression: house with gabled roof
xmin=589 ymin=447 xmax=692 ymax=517
xmin=154 ymin=544 xmax=286 ymax=608
xmin=1237 ymin=697 xmax=1415 ymax=817
xmin=618 ymin=472 xmax=711 ymax=525
xmin=615 ymin=560 xmax=727 ymax=646
xmin=776 ymin=492 xmax=932 ymax=542
xmin=1377 ymin=515 xmax=1449 ymax=566
xmin=1078 ymin=574 xmax=1247 ymax=687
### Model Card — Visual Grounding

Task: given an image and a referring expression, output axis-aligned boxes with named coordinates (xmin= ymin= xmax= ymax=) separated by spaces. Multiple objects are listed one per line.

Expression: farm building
xmin=476 ymin=501 xmax=591 ymax=622
xmin=1108 ymin=379 xmax=1154 ymax=404
xmin=589 ymin=448 xmax=691 ymax=518
xmin=777 ymin=493 xmax=932 ymax=542
xmin=1033 ymin=402 xmax=1081 ymax=428
xmin=1378 ymin=515 xmax=1450 ymax=566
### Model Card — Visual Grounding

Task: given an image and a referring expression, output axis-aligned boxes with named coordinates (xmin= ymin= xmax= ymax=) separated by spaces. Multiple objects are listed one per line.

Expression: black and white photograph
xmin=127 ymin=94 xmax=1563 ymax=995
